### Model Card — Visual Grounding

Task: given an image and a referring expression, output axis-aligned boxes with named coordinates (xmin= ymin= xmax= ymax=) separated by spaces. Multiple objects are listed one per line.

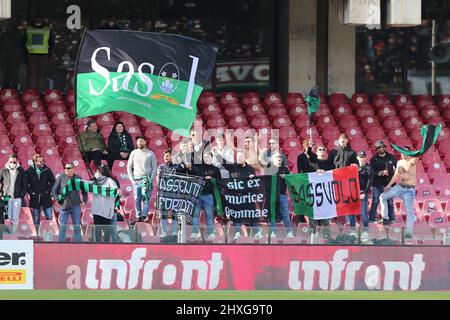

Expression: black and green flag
xmin=305 ymin=86 xmax=320 ymax=126
xmin=75 ymin=30 xmax=218 ymax=135
xmin=392 ymin=124 xmax=442 ymax=157
xmin=211 ymin=176 xmax=279 ymax=224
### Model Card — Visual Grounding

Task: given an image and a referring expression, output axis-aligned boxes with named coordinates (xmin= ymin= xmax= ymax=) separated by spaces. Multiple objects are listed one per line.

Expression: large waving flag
xmin=285 ymin=166 xmax=361 ymax=220
xmin=75 ymin=30 xmax=218 ymax=135
xmin=392 ymin=124 xmax=442 ymax=157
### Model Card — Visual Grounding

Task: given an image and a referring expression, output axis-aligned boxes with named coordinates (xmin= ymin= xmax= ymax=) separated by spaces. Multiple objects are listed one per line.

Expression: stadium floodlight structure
xmin=0 ymin=0 xmax=10 ymax=19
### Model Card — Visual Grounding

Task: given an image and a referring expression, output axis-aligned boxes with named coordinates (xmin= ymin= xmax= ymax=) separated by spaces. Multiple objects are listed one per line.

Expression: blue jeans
xmin=369 ymin=186 xmax=394 ymax=221
xmin=58 ymin=206 xmax=82 ymax=242
xmin=161 ymin=211 xmax=178 ymax=234
xmin=192 ymin=194 xmax=214 ymax=235
xmin=133 ymin=180 xmax=151 ymax=219
xmin=346 ymin=196 xmax=369 ymax=227
xmin=271 ymin=194 xmax=293 ymax=233
xmin=380 ymin=185 xmax=415 ymax=234
xmin=32 ymin=207 xmax=52 ymax=227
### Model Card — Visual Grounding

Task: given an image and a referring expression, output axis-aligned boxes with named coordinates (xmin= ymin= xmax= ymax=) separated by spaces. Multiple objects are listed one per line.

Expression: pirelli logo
xmin=0 ymin=270 xmax=26 ymax=284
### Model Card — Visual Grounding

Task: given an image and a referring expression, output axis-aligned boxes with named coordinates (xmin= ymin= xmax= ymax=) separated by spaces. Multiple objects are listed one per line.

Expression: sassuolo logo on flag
xmin=285 ymin=166 xmax=361 ymax=219
xmin=75 ymin=30 xmax=218 ymax=135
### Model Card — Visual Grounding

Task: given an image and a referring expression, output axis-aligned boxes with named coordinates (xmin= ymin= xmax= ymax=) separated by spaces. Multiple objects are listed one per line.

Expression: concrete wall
xmin=288 ymin=0 xmax=356 ymax=96
xmin=288 ymin=0 xmax=317 ymax=92
xmin=327 ymin=0 xmax=356 ymax=96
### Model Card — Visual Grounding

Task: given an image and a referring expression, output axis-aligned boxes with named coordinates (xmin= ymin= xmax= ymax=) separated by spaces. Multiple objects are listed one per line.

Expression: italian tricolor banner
xmin=285 ymin=166 xmax=361 ymax=220
xmin=75 ymin=30 xmax=218 ymax=135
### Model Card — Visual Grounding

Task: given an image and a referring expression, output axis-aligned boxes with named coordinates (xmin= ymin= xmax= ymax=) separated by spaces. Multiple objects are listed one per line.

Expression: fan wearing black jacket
xmin=328 ymin=133 xmax=358 ymax=169
xmin=107 ymin=121 xmax=134 ymax=170
xmin=347 ymin=151 xmax=374 ymax=229
xmin=190 ymin=151 xmax=221 ymax=241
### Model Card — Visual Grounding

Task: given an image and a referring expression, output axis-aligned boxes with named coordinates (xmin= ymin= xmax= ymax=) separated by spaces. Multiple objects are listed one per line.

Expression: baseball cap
xmin=357 ymin=151 xmax=367 ymax=158
xmin=374 ymin=140 xmax=386 ymax=149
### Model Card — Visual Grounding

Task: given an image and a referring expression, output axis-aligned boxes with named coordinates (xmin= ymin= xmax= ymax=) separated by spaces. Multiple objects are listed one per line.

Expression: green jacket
xmin=77 ymin=129 xmax=107 ymax=153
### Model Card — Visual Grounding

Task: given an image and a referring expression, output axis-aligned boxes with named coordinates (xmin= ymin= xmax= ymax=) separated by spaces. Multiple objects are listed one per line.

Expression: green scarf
xmin=392 ymin=124 xmax=442 ymax=157
xmin=57 ymin=178 xmax=121 ymax=208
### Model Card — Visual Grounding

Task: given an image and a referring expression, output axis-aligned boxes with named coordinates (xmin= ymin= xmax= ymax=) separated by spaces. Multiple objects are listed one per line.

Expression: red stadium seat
xmin=399 ymin=106 xmax=418 ymax=120
xmin=272 ymin=115 xmax=292 ymax=128
xmin=436 ymin=127 xmax=450 ymax=145
xmin=16 ymin=220 xmax=37 ymax=240
xmin=242 ymin=92 xmax=260 ymax=106
xmin=246 ymin=103 xmax=266 ymax=117
xmin=394 ymin=94 xmax=413 ymax=108
xmin=47 ymin=101 xmax=67 ymax=115
xmin=0 ymin=135 xmax=10 ymax=147
xmin=32 ymin=123 xmax=52 ymax=138
xmin=220 ymin=92 xmax=239 ymax=105
xmin=228 ymin=114 xmax=249 ymax=129
xmin=54 ymin=124 xmax=75 ymax=141
xmin=9 ymin=123 xmax=30 ymax=138
xmin=300 ymin=127 xmax=319 ymax=140
xmin=206 ymin=115 xmax=226 ymax=129
xmin=315 ymin=104 xmax=331 ymax=116
xmin=29 ymin=112 xmax=49 ymax=126
xmin=96 ymin=113 xmax=115 ymax=127
xmin=148 ymin=137 xmax=168 ymax=150
xmin=50 ymin=112 xmax=71 ymax=128
xmin=0 ymin=88 xmax=19 ymax=103
xmin=351 ymin=93 xmax=369 ymax=107
xmin=372 ymin=94 xmax=390 ymax=108
xmin=223 ymin=103 xmax=244 ymax=118
xmin=6 ymin=111 xmax=26 ymax=127
xmin=22 ymin=89 xmax=41 ymax=104
xmin=41 ymin=147 xmax=60 ymax=162
xmin=112 ymin=160 xmax=128 ymax=174
xmin=282 ymin=138 xmax=301 ymax=154
xmin=322 ymin=126 xmax=340 ymax=143
xmin=422 ymin=198 xmax=444 ymax=215
xmin=433 ymin=174 xmax=450 ymax=199
xmin=100 ymin=125 xmax=113 ymax=140
xmin=382 ymin=115 xmax=402 ymax=131
xmin=338 ymin=115 xmax=358 ymax=129
xmin=202 ymin=102 xmax=222 ymax=117
xmin=437 ymin=95 xmax=450 ymax=108
xmin=118 ymin=114 xmax=138 ymax=127
xmin=251 ymin=115 xmax=270 ymax=129
xmin=360 ymin=116 xmax=380 ymax=132
xmin=333 ymin=103 xmax=352 ymax=118
xmin=25 ymin=100 xmax=45 ymax=114
xmin=315 ymin=115 xmax=336 ymax=131
xmin=421 ymin=106 xmax=440 ymax=120
xmin=285 ymin=93 xmax=304 ymax=106
xmin=197 ymin=91 xmax=217 ymax=105
xmin=43 ymin=89 xmax=63 ymax=105
xmin=289 ymin=104 xmax=308 ymax=118
xmin=388 ymin=127 xmax=408 ymax=142
xmin=427 ymin=162 xmax=447 ymax=182
xmin=36 ymin=135 xmax=56 ymax=151
xmin=66 ymin=89 xmax=74 ymax=105
xmin=279 ymin=126 xmax=297 ymax=142
xmin=263 ymin=92 xmax=282 ymax=106
xmin=267 ymin=103 xmax=288 ymax=119
xmin=345 ymin=127 xmax=363 ymax=140
xmin=17 ymin=146 xmax=36 ymax=164
xmin=366 ymin=127 xmax=386 ymax=144
xmin=349 ymin=138 xmax=369 ymax=153
xmin=13 ymin=135 xmax=33 ymax=151
xmin=144 ymin=125 xmax=164 ymax=138
xmin=329 ymin=93 xmax=349 ymax=107
xmin=355 ymin=104 xmax=375 ymax=119
xmin=416 ymin=94 xmax=434 ymax=108
xmin=377 ymin=105 xmax=396 ymax=119
xmin=404 ymin=116 xmax=424 ymax=133
xmin=139 ymin=118 xmax=158 ymax=129
xmin=294 ymin=115 xmax=310 ymax=131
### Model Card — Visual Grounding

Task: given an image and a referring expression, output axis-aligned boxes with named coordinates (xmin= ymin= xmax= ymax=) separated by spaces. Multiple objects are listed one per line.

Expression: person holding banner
xmin=223 ymin=150 xmax=258 ymax=240
xmin=51 ymin=162 xmax=88 ymax=242
xmin=190 ymin=151 xmax=221 ymax=241
xmin=271 ymin=153 xmax=294 ymax=238
xmin=173 ymin=138 xmax=193 ymax=173
xmin=259 ymin=138 xmax=288 ymax=175
xmin=127 ymin=136 xmax=157 ymax=223
xmin=380 ymin=147 xmax=418 ymax=238
xmin=211 ymin=132 xmax=234 ymax=178
xmin=297 ymin=139 xmax=318 ymax=174
xmin=347 ymin=151 xmax=374 ymax=230
xmin=328 ymin=133 xmax=358 ymax=169
xmin=157 ymin=149 xmax=182 ymax=237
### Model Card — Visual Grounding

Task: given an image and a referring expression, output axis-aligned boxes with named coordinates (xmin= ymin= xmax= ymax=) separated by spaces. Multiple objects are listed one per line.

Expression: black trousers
xmin=86 ymin=150 xmax=106 ymax=167
xmin=27 ymin=54 xmax=47 ymax=91
xmin=93 ymin=214 xmax=113 ymax=243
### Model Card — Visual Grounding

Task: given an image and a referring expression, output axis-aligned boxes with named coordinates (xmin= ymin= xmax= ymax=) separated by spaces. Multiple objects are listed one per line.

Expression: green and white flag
xmin=75 ymin=30 xmax=218 ymax=135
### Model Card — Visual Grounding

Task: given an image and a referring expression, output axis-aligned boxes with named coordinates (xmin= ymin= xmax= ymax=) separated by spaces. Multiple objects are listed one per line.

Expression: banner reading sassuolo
xmin=285 ymin=166 xmax=361 ymax=220
xmin=75 ymin=30 xmax=218 ymax=134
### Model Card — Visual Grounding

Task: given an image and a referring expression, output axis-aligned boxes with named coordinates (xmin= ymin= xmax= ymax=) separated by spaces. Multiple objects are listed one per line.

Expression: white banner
xmin=0 ymin=240 xmax=34 ymax=289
